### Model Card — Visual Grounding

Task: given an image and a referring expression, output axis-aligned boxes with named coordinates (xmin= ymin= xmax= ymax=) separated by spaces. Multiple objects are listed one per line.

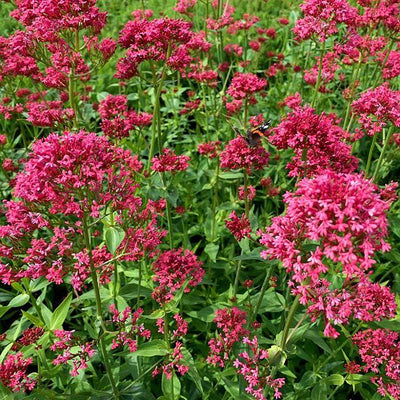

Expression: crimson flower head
xmin=151 ymin=148 xmax=190 ymax=173
xmin=269 ymin=105 xmax=358 ymax=177
xmin=352 ymin=329 xmax=400 ymax=399
xmin=98 ymin=94 xmax=152 ymax=138
xmin=198 ymin=141 xmax=221 ymax=159
xmin=207 ymin=307 xmax=249 ymax=368
xmin=152 ymin=248 xmax=204 ymax=304
xmin=220 ymin=136 xmax=269 ymax=174
xmin=226 ymin=72 xmax=267 ymax=101
xmin=0 ymin=352 xmax=35 ymax=392
xmin=116 ymin=14 xmax=211 ymax=79
xmin=351 ymin=83 xmax=400 ymax=139
xmin=260 ymin=171 xmax=394 ymax=283
xmin=225 ymin=211 xmax=251 ymax=241
xmin=293 ymin=0 xmax=358 ymax=42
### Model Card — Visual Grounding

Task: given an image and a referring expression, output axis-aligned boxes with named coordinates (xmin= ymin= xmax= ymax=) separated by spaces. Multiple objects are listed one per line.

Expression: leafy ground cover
xmin=0 ymin=0 xmax=399 ymax=399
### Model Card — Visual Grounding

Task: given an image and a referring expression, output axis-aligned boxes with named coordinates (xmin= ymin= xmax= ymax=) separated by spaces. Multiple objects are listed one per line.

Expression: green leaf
xmin=50 ymin=293 xmax=72 ymax=330
xmin=324 ymin=374 xmax=344 ymax=386
xmin=162 ymin=371 xmax=181 ymax=400
xmin=186 ymin=305 xmax=220 ymax=323
xmin=7 ymin=293 xmax=29 ymax=308
xmin=311 ymin=382 xmax=328 ymax=400
xmin=181 ymin=347 xmax=203 ymax=394
xmin=104 ymin=226 xmax=125 ymax=254
xmin=204 ymin=243 xmax=219 ymax=262
xmin=135 ymin=340 xmax=168 ymax=357
xmin=22 ymin=311 xmax=43 ymax=327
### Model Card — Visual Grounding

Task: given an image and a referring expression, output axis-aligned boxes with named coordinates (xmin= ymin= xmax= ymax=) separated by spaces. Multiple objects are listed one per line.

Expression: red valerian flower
xmin=269 ymin=105 xmax=358 ymax=177
xmin=352 ymin=329 xmax=400 ymax=399
xmin=220 ymin=136 xmax=269 ymax=174
xmin=0 ymin=352 xmax=36 ymax=392
xmin=207 ymin=307 xmax=249 ymax=367
xmin=260 ymin=172 xmax=395 ymax=335
xmin=116 ymin=14 xmax=211 ymax=79
xmin=198 ymin=141 xmax=221 ymax=159
xmin=151 ymin=148 xmax=190 ymax=172
xmin=50 ymin=330 xmax=95 ymax=377
xmin=351 ymin=83 xmax=400 ymax=139
xmin=152 ymin=248 xmax=204 ymax=304
xmin=225 ymin=211 xmax=251 ymax=241
xmin=234 ymin=336 xmax=286 ymax=399
xmin=293 ymin=0 xmax=358 ymax=42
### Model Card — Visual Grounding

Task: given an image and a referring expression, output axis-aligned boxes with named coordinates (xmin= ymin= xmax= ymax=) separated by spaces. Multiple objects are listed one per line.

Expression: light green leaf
xmin=50 ymin=293 xmax=72 ymax=330
xmin=105 ymin=226 xmax=126 ymax=254
xmin=162 ymin=371 xmax=181 ymax=400
xmin=7 ymin=293 xmax=29 ymax=308
xmin=135 ymin=340 xmax=168 ymax=357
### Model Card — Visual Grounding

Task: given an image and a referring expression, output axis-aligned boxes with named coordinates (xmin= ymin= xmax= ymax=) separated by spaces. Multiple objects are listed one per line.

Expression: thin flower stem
xmin=250 ymin=264 xmax=275 ymax=324
xmin=161 ymin=172 xmax=174 ymax=248
xmin=233 ymin=258 xmax=243 ymax=299
xmin=279 ymin=295 xmax=300 ymax=349
xmin=211 ymin=161 xmax=220 ymax=241
xmin=243 ymin=169 xmax=249 ymax=219
xmin=311 ymin=41 xmax=326 ymax=109
xmin=365 ymin=134 xmax=377 ymax=176
xmin=162 ymin=305 xmax=174 ymax=399
xmin=82 ymin=214 xmax=119 ymax=399
xmin=372 ymin=126 xmax=394 ymax=182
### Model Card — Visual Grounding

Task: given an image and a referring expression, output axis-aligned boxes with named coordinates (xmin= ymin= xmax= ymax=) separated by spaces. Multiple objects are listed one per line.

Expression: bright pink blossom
xmin=225 ymin=211 xmax=251 ymax=241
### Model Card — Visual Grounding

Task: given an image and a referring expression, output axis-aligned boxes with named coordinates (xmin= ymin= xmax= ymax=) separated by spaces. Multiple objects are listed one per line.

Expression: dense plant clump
xmin=0 ymin=0 xmax=398 ymax=399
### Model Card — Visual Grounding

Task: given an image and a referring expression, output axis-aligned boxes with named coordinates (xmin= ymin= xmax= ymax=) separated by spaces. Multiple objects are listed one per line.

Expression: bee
xmin=233 ymin=120 xmax=271 ymax=147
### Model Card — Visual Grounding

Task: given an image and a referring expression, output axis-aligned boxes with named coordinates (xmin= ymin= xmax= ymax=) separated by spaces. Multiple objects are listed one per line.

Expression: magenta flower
xmin=152 ymin=248 xmax=204 ymax=304
xmin=151 ymin=148 xmax=190 ymax=173
xmin=116 ymin=14 xmax=211 ymax=79
xmin=225 ymin=211 xmax=251 ymax=241
xmin=351 ymin=83 xmax=400 ymax=139
xmin=220 ymin=136 xmax=269 ymax=173
xmin=269 ymin=105 xmax=358 ymax=177
xmin=293 ymin=0 xmax=359 ymax=42
xmin=0 ymin=352 xmax=35 ymax=392
xmin=207 ymin=307 xmax=249 ymax=367
xmin=352 ymin=329 xmax=400 ymax=399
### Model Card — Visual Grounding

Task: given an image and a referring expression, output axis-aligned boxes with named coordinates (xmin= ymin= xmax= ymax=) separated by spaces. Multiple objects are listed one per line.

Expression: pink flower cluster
xmin=207 ymin=307 xmax=249 ymax=367
xmin=152 ymin=248 xmax=204 ymax=304
xmin=352 ymin=329 xmax=400 ymax=399
xmin=293 ymin=0 xmax=358 ymax=42
xmin=0 ymin=131 xmax=165 ymax=289
xmin=225 ymin=73 xmax=267 ymax=114
xmin=220 ymin=136 xmax=269 ymax=174
xmin=151 ymin=148 xmax=190 ymax=173
xmin=197 ymin=140 xmax=221 ymax=159
xmin=351 ymin=83 xmax=400 ymax=139
xmin=234 ymin=336 xmax=285 ymax=399
xmin=260 ymin=171 xmax=395 ymax=336
xmin=50 ymin=330 xmax=95 ymax=377
xmin=0 ymin=352 xmax=35 ymax=392
xmin=269 ymin=104 xmax=358 ymax=177
xmin=116 ymin=12 xmax=211 ymax=79
xmin=98 ymin=94 xmax=152 ymax=138
xmin=225 ymin=211 xmax=251 ymax=241
xmin=109 ymin=305 xmax=151 ymax=352
xmin=154 ymin=314 xmax=189 ymax=379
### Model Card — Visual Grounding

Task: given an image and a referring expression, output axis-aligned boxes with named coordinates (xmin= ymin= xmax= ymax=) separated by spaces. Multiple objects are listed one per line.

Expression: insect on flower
xmin=233 ymin=120 xmax=271 ymax=147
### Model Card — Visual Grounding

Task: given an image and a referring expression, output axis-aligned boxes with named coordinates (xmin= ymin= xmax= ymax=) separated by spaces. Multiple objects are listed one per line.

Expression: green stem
xmin=243 ymin=169 xmax=249 ymax=219
xmin=372 ymin=126 xmax=394 ymax=182
xmin=343 ymin=56 xmax=363 ymax=129
xmin=279 ymin=295 xmax=300 ymax=349
xmin=161 ymin=172 xmax=174 ymax=248
xmin=162 ymin=305 xmax=174 ymax=400
xmin=365 ymin=134 xmax=377 ymax=176
xmin=82 ymin=215 xmax=119 ymax=398
xmin=233 ymin=259 xmax=243 ymax=299
xmin=311 ymin=41 xmax=326 ymax=108
xmin=211 ymin=161 xmax=220 ymax=241
xmin=250 ymin=264 xmax=275 ymax=324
